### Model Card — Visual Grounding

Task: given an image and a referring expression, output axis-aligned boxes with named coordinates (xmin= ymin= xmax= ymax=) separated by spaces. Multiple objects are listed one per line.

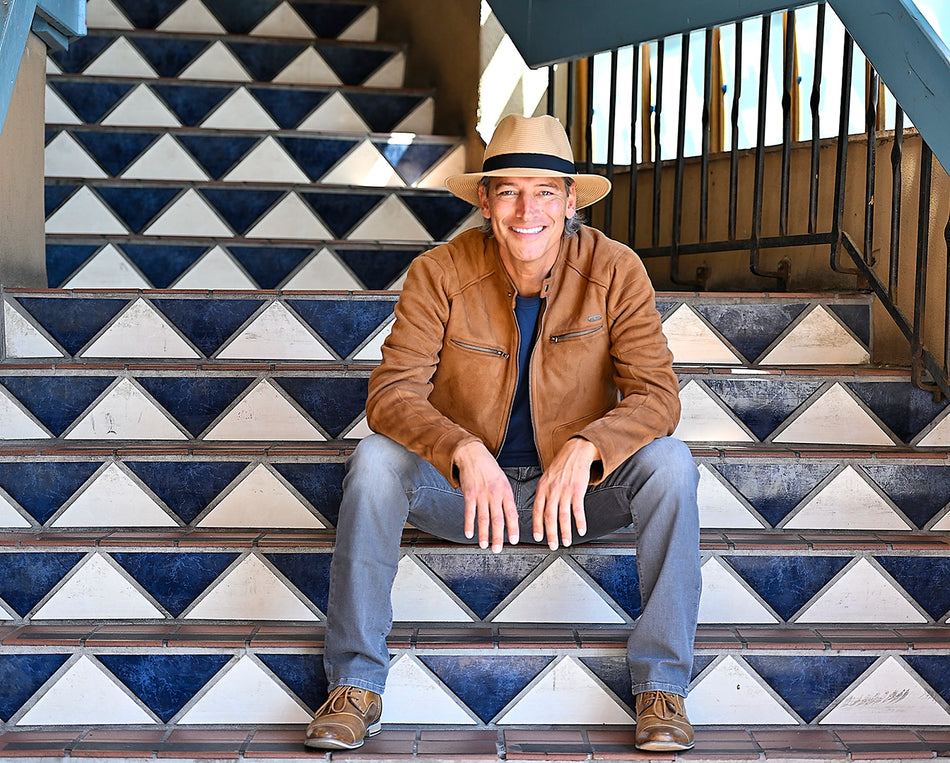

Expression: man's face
xmin=478 ymin=176 xmax=577 ymax=273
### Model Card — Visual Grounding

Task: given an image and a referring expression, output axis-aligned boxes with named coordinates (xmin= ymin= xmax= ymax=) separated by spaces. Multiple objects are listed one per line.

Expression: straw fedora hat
xmin=445 ymin=114 xmax=612 ymax=209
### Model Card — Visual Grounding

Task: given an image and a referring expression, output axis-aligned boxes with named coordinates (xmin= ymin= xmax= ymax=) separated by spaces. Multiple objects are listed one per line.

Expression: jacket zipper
xmin=550 ymin=326 xmax=601 ymax=343
xmin=450 ymin=338 xmax=510 ymax=358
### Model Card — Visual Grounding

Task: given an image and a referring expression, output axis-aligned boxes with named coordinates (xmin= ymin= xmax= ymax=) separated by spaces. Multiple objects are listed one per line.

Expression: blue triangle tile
xmin=744 ymin=655 xmax=875 ymax=722
xmin=152 ymin=83 xmax=234 ymax=127
xmin=347 ymin=92 xmax=426 ymax=133
xmin=318 ymin=45 xmax=392 ymax=85
xmin=578 ymin=656 xmax=631 ymax=707
xmin=228 ymin=246 xmax=313 ymax=289
xmin=13 ymin=297 xmax=128 ymax=355
xmin=45 ymin=243 xmax=101 ymax=287
xmin=273 ymin=377 xmax=368 ymax=438
xmin=703 ymin=378 xmax=824 ymax=441
xmin=128 ymin=37 xmax=210 ymax=78
xmin=264 ymin=553 xmax=332 ymax=613
xmin=98 ymin=654 xmax=229 ymax=722
xmin=111 ymin=552 xmax=239 ymax=616
xmin=419 ymin=655 xmax=553 ymax=723
xmin=95 ymin=186 xmax=181 ymax=233
xmin=0 ymin=553 xmax=84 ymax=615
xmin=176 ymin=135 xmax=259 ymax=179
xmin=125 ymin=461 xmax=247 ymax=524
xmin=0 ymin=376 xmax=114 ymax=436
xmin=723 ymin=556 xmax=850 ymax=621
xmin=258 ymin=654 xmax=328 ymax=713
xmin=200 ymin=0 xmax=280 ymax=34
xmin=73 ymin=131 xmax=160 ymax=177
xmin=299 ymin=191 xmax=384 ymax=239
xmin=286 ymin=298 xmax=394 ymax=359
xmin=49 ymin=35 xmax=113 ymax=74
xmin=49 ymin=81 xmax=135 ymax=124
xmin=248 ymin=88 xmax=329 ymax=130
xmin=845 ymin=381 xmax=948 ymax=444
xmin=45 ymin=129 xmax=58 ymax=146
xmin=150 ymin=298 xmax=264 ymax=357
xmin=136 ymin=377 xmax=255 ymax=437
xmin=291 ymin=3 xmax=365 ymax=39
xmin=572 ymin=554 xmax=641 ymax=619
xmin=860 ymin=464 xmax=950 ymax=530
xmin=275 ymin=136 xmax=358 ymax=182
xmin=875 ymin=556 xmax=950 ymax=620
xmin=226 ymin=41 xmax=306 ymax=82
xmin=45 ymin=184 xmax=79 ymax=217
xmin=655 ymin=300 xmax=678 ymax=318
xmin=270 ymin=462 xmax=344 ymax=526
xmin=121 ymin=244 xmax=210 ymax=288
xmin=200 ymin=188 xmax=284 ymax=236
xmin=417 ymin=553 xmax=546 ymax=619
xmin=111 ymin=0 xmax=183 ymax=28
xmin=371 ymin=140 xmax=453 ymax=186
xmin=402 ymin=194 xmax=476 ymax=241
xmin=903 ymin=656 xmax=950 ymax=705
xmin=0 ymin=464 xmax=98 ymax=524
xmin=693 ymin=303 xmax=807 ymax=362
xmin=827 ymin=303 xmax=871 ymax=347
xmin=0 ymin=655 xmax=70 ymax=722
xmin=712 ymin=462 xmax=835 ymax=527
xmin=691 ymin=655 xmax=716 ymax=680
xmin=336 ymin=248 xmax=420 ymax=290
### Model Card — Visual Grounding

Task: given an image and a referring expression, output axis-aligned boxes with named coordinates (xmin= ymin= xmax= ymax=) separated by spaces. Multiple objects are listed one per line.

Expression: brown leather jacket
xmin=365 ymin=225 xmax=680 ymax=486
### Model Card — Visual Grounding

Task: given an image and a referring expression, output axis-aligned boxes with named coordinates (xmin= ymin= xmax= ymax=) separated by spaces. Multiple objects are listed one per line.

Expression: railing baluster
xmin=729 ymin=21 xmax=742 ymax=242
xmin=565 ymin=60 xmax=576 ymax=138
xmin=780 ymin=10 xmax=795 ymax=237
xmin=603 ymin=49 xmax=619 ymax=233
xmin=809 ymin=3 xmax=825 ymax=234
xmin=652 ymin=39 xmax=665 ymax=249
xmin=865 ymin=64 xmax=879 ymax=265
xmin=889 ymin=107 xmax=904 ymax=298
xmin=700 ymin=27 xmax=712 ymax=243
xmin=629 ymin=44 xmax=640 ymax=246
xmin=830 ymin=32 xmax=857 ymax=274
xmin=547 ymin=66 xmax=556 ymax=117
xmin=671 ymin=33 xmax=692 ymax=286
xmin=913 ymin=143 xmax=933 ymax=390
xmin=585 ymin=56 xmax=595 ymax=173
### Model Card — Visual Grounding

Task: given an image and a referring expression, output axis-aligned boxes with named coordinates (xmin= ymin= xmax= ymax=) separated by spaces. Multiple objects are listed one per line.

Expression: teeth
xmin=513 ymin=226 xmax=543 ymax=234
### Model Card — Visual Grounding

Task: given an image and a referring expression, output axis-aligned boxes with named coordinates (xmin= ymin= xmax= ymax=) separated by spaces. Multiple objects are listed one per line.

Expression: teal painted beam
xmin=0 ymin=0 xmax=39 ymax=133
xmin=35 ymin=0 xmax=86 ymax=48
xmin=829 ymin=0 xmax=950 ymax=174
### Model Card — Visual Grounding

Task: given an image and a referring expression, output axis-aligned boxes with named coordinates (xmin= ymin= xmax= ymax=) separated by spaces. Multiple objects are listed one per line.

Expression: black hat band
xmin=482 ymin=152 xmax=576 ymax=175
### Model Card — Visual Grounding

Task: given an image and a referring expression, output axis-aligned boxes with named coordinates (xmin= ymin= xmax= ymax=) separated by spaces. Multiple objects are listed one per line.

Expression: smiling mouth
xmin=512 ymin=226 xmax=544 ymax=234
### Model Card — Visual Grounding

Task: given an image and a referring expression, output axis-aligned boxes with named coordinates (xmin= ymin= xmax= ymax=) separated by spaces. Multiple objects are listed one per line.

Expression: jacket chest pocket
xmin=449 ymin=338 xmax=510 ymax=359
xmin=549 ymin=325 xmax=604 ymax=344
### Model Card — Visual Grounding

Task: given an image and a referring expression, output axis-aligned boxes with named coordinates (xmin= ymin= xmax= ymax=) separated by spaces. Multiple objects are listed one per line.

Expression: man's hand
xmin=533 ymin=438 xmax=600 ymax=549
xmin=454 ymin=441 xmax=519 ymax=552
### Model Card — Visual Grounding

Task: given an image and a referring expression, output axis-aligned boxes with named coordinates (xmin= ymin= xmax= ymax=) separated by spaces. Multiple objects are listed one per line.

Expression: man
xmin=304 ymin=114 xmax=701 ymax=752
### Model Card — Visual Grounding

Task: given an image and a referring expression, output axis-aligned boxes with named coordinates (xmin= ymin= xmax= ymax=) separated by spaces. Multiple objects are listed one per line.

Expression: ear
xmin=565 ymin=181 xmax=578 ymax=218
xmin=477 ymin=180 xmax=491 ymax=220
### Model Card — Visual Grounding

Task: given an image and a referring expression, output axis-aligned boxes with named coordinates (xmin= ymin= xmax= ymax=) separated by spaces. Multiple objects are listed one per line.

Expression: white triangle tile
xmin=342 ymin=415 xmax=373 ymax=439
xmin=203 ymin=380 xmax=326 ymax=441
xmin=917 ymin=410 xmax=950 ymax=447
xmin=171 ymin=246 xmax=256 ymax=289
xmin=179 ymin=40 xmax=251 ymax=81
xmin=673 ymin=380 xmax=755 ymax=443
xmin=492 ymin=558 xmax=624 ymax=623
xmin=772 ymin=383 xmax=894 ymax=446
xmin=697 ymin=465 xmax=764 ymax=529
xmin=662 ymin=305 xmax=743 ymax=365
xmin=932 ymin=510 xmax=950 ymax=531
xmin=65 ymin=378 xmax=188 ymax=440
xmin=392 ymin=557 xmax=472 ymax=622
xmin=273 ymin=48 xmax=340 ymax=86
xmin=686 ymin=656 xmax=797 ymax=724
xmin=820 ymin=656 xmax=950 ymax=725
xmin=45 ymin=187 xmax=129 ymax=234
xmin=282 ymin=248 xmax=362 ymax=290
xmin=179 ymin=656 xmax=312 ymax=724
xmin=795 ymin=558 xmax=927 ymax=623
xmin=52 ymin=464 xmax=176 ymax=528
xmin=63 ymin=244 xmax=151 ymax=289
xmin=497 ymin=657 xmax=634 ymax=725
xmin=33 ymin=553 xmax=163 ymax=619
xmin=121 ymin=134 xmax=209 ymax=181
xmin=222 ymin=137 xmax=309 ymax=183
xmin=348 ymin=195 xmax=430 ymax=241
xmin=142 ymin=189 xmax=233 ymax=237
xmin=394 ymin=98 xmax=435 ymax=134
xmin=45 ymin=132 xmax=109 ymax=178
xmin=156 ymin=0 xmax=226 ymax=34
xmin=250 ymin=3 xmax=314 ymax=38
xmin=321 ymin=140 xmax=404 ymax=187
xmin=297 ymin=91 xmax=369 ymax=132
xmin=216 ymin=302 xmax=333 ymax=360
xmin=200 ymin=88 xmax=279 ymax=130
xmin=101 ymin=84 xmax=182 ymax=127
xmin=17 ymin=657 xmax=154 ymax=726
xmin=761 ymin=306 xmax=870 ymax=365
xmin=338 ymin=5 xmax=378 ymax=41
xmin=45 ymin=85 xmax=82 ymax=124
xmin=198 ymin=464 xmax=324 ymax=529
xmin=784 ymin=466 xmax=911 ymax=530
xmin=698 ymin=557 xmax=778 ymax=624
xmin=0 ymin=491 xmax=31 ymax=528
xmin=0 ymin=387 xmax=50 ymax=439
xmin=83 ymin=37 xmax=158 ymax=78
xmin=362 ymin=52 xmax=406 ymax=88
xmin=381 ymin=655 xmax=478 ymax=725
xmin=3 ymin=300 xmax=64 ymax=358
xmin=46 ymin=57 xmax=63 ymax=74
xmin=245 ymin=193 xmax=333 ymax=240
xmin=85 ymin=0 xmax=134 ymax=29
xmin=352 ymin=315 xmax=394 ymax=361
xmin=417 ymin=144 xmax=467 ymax=189
xmin=80 ymin=299 xmax=200 ymax=359
xmin=185 ymin=555 xmax=317 ymax=620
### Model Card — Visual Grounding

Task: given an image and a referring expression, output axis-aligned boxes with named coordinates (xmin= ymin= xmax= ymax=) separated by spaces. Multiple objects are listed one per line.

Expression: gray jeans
xmin=323 ymin=434 xmax=701 ymax=698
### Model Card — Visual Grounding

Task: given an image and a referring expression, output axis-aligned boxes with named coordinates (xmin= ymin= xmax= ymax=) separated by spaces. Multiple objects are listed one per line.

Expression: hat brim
xmin=445 ymin=168 xmax=612 ymax=209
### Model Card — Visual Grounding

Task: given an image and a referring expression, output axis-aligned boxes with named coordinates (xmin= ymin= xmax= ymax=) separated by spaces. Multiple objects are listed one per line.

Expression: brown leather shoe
xmin=304 ymin=685 xmax=382 ymax=750
xmin=634 ymin=691 xmax=695 ymax=751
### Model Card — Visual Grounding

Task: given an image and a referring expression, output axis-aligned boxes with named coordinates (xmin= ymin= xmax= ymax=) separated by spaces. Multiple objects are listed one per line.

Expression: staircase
xmin=1 ymin=0 xmax=949 ymax=760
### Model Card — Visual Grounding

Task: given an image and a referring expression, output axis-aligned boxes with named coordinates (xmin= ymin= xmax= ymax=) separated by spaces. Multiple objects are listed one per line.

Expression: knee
xmin=637 ymin=437 xmax=698 ymax=488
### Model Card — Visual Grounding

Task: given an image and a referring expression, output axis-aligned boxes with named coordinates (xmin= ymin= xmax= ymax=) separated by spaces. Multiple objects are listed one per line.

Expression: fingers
xmin=455 ymin=442 xmax=518 ymax=553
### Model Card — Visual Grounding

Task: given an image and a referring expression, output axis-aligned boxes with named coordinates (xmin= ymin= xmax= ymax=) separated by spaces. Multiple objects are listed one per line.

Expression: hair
xmin=478 ymin=177 xmax=584 ymax=238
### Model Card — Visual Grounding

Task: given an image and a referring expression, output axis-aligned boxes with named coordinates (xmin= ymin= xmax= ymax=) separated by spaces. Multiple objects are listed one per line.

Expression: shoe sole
xmin=303 ymin=720 xmax=382 ymax=750
xmin=636 ymin=741 xmax=695 ymax=752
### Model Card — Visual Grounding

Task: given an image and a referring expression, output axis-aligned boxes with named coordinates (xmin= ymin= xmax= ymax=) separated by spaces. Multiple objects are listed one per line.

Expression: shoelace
xmin=639 ymin=691 xmax=682 ymax=719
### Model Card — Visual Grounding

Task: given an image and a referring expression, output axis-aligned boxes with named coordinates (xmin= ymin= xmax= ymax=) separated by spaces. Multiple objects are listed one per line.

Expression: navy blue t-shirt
xmin=497 ymin=295 xmax=542 ymax=467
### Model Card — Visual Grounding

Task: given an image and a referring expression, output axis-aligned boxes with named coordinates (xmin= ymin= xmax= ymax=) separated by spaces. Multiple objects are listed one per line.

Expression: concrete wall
xmin=0 ymin=33 xmax=46 ymax=288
